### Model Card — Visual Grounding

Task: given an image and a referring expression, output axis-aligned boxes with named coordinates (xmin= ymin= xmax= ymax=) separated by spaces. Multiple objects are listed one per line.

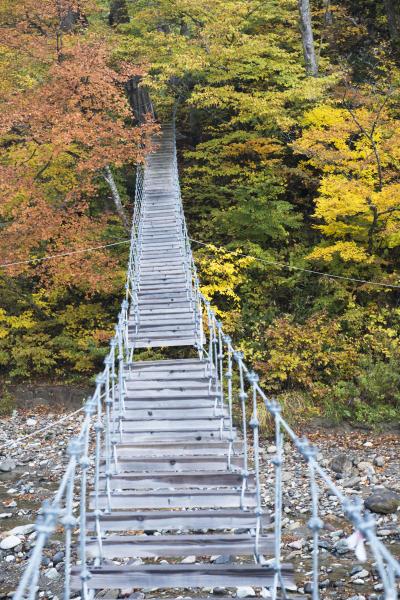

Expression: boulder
xmin=365 ymin=489 xmax=400 ymax=514
xmin=0 ymin=459 xmax=16 ymax=473
xmin=330 ymin=453 xmax=353 ymax=477
xmin=0 ymin=535 xmax=21 ymax=550
xmin=10 ymin=524 xmax=35 ymax=536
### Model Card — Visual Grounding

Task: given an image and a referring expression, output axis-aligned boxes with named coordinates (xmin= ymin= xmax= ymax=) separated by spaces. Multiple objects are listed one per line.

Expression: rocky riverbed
xmin=0 ymin=409 xmax=399 ymax=599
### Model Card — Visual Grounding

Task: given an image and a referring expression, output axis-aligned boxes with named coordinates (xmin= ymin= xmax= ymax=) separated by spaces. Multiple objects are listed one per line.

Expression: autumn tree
xmin=0 ymin=3 xmax=156 ymax=291
xmin=293 ymin=86 xmax=400 ymax=263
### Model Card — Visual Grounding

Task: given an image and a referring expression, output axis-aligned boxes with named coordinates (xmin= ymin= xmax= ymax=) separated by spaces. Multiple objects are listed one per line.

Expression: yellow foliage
xmin=307 ymin=241 xmax=372 ymax=263
xmin=294 ymin=94 xmax=400 ymax=261
xmin=0 ymin=309 xmax=37 ymax=332
xmin=196 ymin=244 xmax=253 ymax=329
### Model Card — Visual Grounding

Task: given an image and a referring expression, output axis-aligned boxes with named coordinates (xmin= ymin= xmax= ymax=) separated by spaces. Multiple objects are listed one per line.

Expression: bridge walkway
xmin=71 ymin=126 xmax=296 ymax=596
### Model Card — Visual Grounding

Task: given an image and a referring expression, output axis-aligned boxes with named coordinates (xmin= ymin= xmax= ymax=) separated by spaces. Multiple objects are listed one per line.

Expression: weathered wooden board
xmin=118 ymin=431 xmax=236 ymax=442
xmin=86 ymin=533 xmax=273 ymax=559
xmin=70 ymin=564 xmax=294 ymax=590
xmin=86 ymin=509 xmax=267 ymax=532
xmin=111 ymin=440 xmax=242 ymax=455
xmin=121 ymin=408 xmax=227 ymax=419
xmin=101 ymin=471 xmax=253 ymax=490
xmin=101 ymin=455 xmax=243 ymax=472
xmin=90 ymin=490 xmax=256 ymax=510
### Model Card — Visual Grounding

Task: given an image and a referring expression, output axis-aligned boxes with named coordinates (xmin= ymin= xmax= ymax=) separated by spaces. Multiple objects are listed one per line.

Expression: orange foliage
xmin=0 ymin=2 xmax=157 ymax=292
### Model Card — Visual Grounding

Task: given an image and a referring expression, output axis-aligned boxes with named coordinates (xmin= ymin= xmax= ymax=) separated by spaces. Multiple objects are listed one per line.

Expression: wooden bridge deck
xmin=73 ymin=126 xmax=296 ymax=597
xmin=128 ymin=125 xmax=197 ymax=349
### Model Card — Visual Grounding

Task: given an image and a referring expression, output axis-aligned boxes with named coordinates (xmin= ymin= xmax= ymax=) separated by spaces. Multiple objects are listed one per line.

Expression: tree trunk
xmin=109 ymin=0 xmax=130 ymax=26
xmin=323 ymin=0 xmax=332 ymax=26
xmin=298 ymin=0 xmax=318 ymax=76
xmin=103 ymin=165 xmax=130 ymax=232
xmin=383 ymin=0 xmax=400 ymax=45
xmin=125 ymin=76 xmax=155 ymax=123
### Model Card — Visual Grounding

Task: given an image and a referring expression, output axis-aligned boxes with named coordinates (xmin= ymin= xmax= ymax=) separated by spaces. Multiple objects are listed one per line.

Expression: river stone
xmin=365 ymin=489 xmax=400 ymax=514
xmin=288 ymin=539 xmax=304 ymax=550
xmin=52 ymin=550 xmax=65 ymax=565
xmin=330 ymin=453 xmax=353 ymax=476
xmin=181 ymin=555 xmax=196 ymax=563
xmin=0 ymin=535 xmax=22 ymax=550
xmin=343 ymin=476 xmax=361 ymax=488
xmin=357 ymin=461 xmax=374 ymax=473
xmin=0 ymin=459 xmax=16 ymax=473
xmin=10 ymin=523 xmax=35 ymax=536
xmin=333 ymin=539 xmax=350 ymax=555
xmin=45 ymin=567 xmax=60 ymax=580
xmin=236 ymin=587 xmax=256 ymax=598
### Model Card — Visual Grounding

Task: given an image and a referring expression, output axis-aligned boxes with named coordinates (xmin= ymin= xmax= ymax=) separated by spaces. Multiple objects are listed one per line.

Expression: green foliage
xmin=0 ymin=278 xmax=119 ymax=381
xmin=0 ymin=388 xmax=15 ymax=417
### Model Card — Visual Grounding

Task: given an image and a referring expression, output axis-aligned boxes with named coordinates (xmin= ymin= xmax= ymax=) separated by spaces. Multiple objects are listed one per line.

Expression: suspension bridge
xmin=13 ymin=123 xmax=400 ymax=600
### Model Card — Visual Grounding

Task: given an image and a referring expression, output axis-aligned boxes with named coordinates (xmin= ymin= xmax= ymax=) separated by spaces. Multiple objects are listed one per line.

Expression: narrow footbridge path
xmin=14 ymin=124 xmax=400 ymax=600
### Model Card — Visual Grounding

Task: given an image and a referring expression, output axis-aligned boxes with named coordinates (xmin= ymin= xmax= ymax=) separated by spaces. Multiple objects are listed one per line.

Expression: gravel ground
xmin=0 ymin=409 xmax=399 ymax=600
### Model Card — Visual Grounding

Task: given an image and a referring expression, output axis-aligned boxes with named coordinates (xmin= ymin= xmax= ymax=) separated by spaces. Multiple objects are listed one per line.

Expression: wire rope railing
xmin=171 ymin=118 xmax=400 ymax=600
xmin=10 ymin=119 xmax=400 ymax=600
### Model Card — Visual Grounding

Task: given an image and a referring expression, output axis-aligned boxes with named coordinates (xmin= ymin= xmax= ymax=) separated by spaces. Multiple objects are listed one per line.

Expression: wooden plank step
xmin=86 ymin=533 xmax=272 ymax=559
xmin=132 ymin=325 xmax=196 ymax=334
xmin=132 ymin=318 xmax=196 ymax=328
xmin=132 ymin=338 xmax=196 ymax=349
xmin=124 ymin=390 xmax=217 ymax=399
xmin=140 ymin=240 xmax=184 ymax=247
xmin=124 ymin=371 xmax=209 ymax=381
xmin=71 ymin=563 xmax=294 ymax=589
xmin=133 ymin=329 xmax=198 ymax=339
xmin=117 ymin=423 xmax=230 ymax=434
xmin=138 ymin=283 xmax=190 ymax=290
xmin=136 ymin=299 xmax=192 ymax=308
xmin=138 ymin=268 xmax=186 ymax=275
xmin=124 ymin=379 xmax=213 ymax=389
xmin=119 ymin=399 xmax=216 ymax=409
xmin=86 ymin=509 xmax=266 ymax=532
xmin=134 ymin=308 xmax=195 ymax=316
xmin=100 ymin=456 xmax=242 ymax=472
xmin=137 ymin=292 xmax=190 ymax=300
xmin=139 ymin=253 xmax=184 ymax=261
xmin=129 ymin=359 xmax=209 ymax=369
xmin=139 ymin=245 xmax=183 ymax=251
xmin=132 ymin=326 xmax=196 ymax=336
xmin=141 ymin=232 xmax=183 ymax=240
xmin=139 ymin=256 xmax=184 ymax=263
xmin=119 ymin=419 xmax=229 ymax=432
xmin=138 ymin=284 xmax=189 ymax=292
xmin=118 ymin=430 xmax=235 ymax=442
xmin=101 ymin=471 xmax=253 ymax=490
xmin=139 ymin=278 xmax=187 ymax=285
xmin=139 ymin=247 xmax=184 ymax=253
xmin=140 ymin=272 xmax=186 ymax=285
xmin=90 ymin=489 xmax=256 ymax=509
xmin=122 ymin=408 xmax=226 ymax=419
xmin=141 ymin=228 xmax=181 ymax=235
xmin=111 ymin=441 xmax=241 ymax=456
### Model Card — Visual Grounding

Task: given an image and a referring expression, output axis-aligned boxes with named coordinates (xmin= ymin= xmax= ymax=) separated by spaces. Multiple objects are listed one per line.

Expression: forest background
xmin=1 ymin=0 xmax=400 ymax=425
